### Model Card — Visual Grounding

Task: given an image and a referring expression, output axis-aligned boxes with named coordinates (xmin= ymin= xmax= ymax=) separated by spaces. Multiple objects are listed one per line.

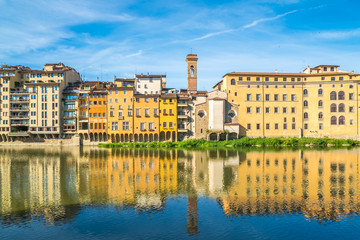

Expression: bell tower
xmin=186 ymin=54 xmax=198 ymax=91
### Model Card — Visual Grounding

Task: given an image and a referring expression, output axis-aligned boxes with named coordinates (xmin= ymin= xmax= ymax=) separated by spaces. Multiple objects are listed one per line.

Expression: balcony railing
xmin=79 ymin=104 xmax=88 ymax=108
xmin=10 ymin=115 xmax=30 ymax=119
xmin=10 ymin=99 xmax=30 ymax=102
xmin=10 ymin=107 xmax=30 ymax=111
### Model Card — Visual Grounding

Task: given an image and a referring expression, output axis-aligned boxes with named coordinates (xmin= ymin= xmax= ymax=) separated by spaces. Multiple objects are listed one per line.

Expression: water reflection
xmin=1 ymin=147 xmax=360 ymax=232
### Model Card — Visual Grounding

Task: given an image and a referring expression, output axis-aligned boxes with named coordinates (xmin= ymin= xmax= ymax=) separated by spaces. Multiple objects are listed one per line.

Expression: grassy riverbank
xmin=98 ymin=137 xmax=360 ymax=149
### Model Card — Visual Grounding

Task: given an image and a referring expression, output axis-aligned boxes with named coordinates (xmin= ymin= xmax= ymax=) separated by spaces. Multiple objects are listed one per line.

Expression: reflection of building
xmin=219 ymin=149 xmax=360 ymax=221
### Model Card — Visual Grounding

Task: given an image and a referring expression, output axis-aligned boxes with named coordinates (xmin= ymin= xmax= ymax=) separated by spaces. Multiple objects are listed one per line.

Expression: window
xmin=247 ymin=77 xmax=251 ymax=81
xmin=283 ymin=107 xmax=287 ymax=113
xmin=136 ymin=108 xmax=140 ymax=116
xmin=292 ymin=123 xmax=296 ymax=130
xmin=239 ymin=77 xmax=243 ymax=81
xmin=321 ymin=77 xmax=325 ymax=80
xmin=145 ymin=108 xmax=149 ymax=116
xmin=274 ymin=77 xmax=278 ymax=82
xmin=331 ymin=77 xmax=335 ymax=81
xmin=349 ymin=106 xmax=354 ymax=113
xmin=275 ymin=123 xmax=279 ymax=130
xmin=331 ymin=116 xmax=337 ymax=125
xmin=274 ymin=107 xmax=279 ymax=113
xmin=330 ymin=103 xmax=337 ymax=112
xmin=274 ymin=94 xmax=278 ymax=101
xmin=265 ymin=94 xmax=270 ymax=101
xmin=154 ymin=108 xmax=158 ymax=116
xmin=319 ymin=123 xmax=323 ymax=130
xmin=247 ymin=107 xmax=251 ymax=113
xmin=265 ymin=77 xmax=269 ymax=81
xmin=304 ymin=123 xmax=308 ymax=130
xmin=149 ymin=122 xmax=154 ymax=130
xmin=304 ymin=100 xmax=308 ymax=107
xmin=283 ymin=77 xmax=287 ymax=82
xmin=256 ymin=77 xmax=260 ymax=81
xmin=318 ymin=89 xmax=323 ymax=96
xmin=330 ymin=91 xmax=337 ymax=100
xmin=291 ymin=107 xmax=296 ymax=113
xmin=303 ymin=89 xmax=308 ymax=95
xmin=112 ymin=122 xmax=118 ymax=130
xmin=318 ymin=100 xmax=323 ymax=107
xmin=350 ymin=120 xmax=354 ymax=125
xmin=291 ymin=78 xmax=295 ymax=82
xmin=265 ymin=107 xmax=270 ymax=113
xmin=266 ymin=123 xmax=270 ymax=130
xmin=247 ymin=94 xmax=251 ymax=101
xmin=140 ymin=122 xmax=145 ymax=130
xmin=123 ymin=121 xmax=129 ymax=130
xmin=283 ymin=94 xmax=287 ymax=101
xmin=349 ymin=93 xmax=354 ymax=100
xmin=318 ymin=112 xmax=323 ymax=119
xmin=256 ymin=107 xmax=261 ymax=113
xmin=291 ymin=94 xmax=296 ymax=101
xmin=339 ymin=76 xmax=344 ymax=80
xmin=256 ymin=94 xmax=261 ymax=101
xmin=304 ymin=112 xmax=308 ymax=119
xmin=256 ymin=124 xmax=260 ymax=130
xmin=247 ymin=124 xmax=251 ymax=130
xmin=231 ymin=79 xmax=235 ymax=85
xmin=338 ymin=91 xmax=345 ymax=100
xmin=338 ymin=103 xmax=345 ymax=112
xmin=339 ymin=116 xmax=345 ymax=125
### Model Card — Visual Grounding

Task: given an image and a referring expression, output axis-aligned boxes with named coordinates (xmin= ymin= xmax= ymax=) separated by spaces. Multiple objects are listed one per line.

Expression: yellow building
xmin=160 ymin=93 xmax=177 ymax=141
xmin=215 ymin=65 xmax=360 ymax=139
xmin=89 ymin=88 xmax=108 ymax=142
xmin=133 ymin=94 xmax=160 ymax=142
xmin=107 ymin=87 xmax=134 ymax=142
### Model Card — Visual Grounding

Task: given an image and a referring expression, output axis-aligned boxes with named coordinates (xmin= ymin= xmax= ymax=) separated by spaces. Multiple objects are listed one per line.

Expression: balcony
xmin=10 ymin=98 xmax=30 ymax=103
xmin=178 ymin=128 xmax=188 ymax=133
xmin=11 ymin=120 xmax=29 ymax=126
xmin=10 ymin=115 xmax=30 ymax=119
xmin=64 ymin=115 xmax=76 ymax=119
xmin=178 ymin=103 xmax=187 ymax=107
xmin=8 ymin=131 xmax=30 ymax=137
xmin=79 ymin=115 xmax=88 ymax=119
xmin=10 ymin=107 xmax=30 ymax=111
xmin=79 ymin=104 xmax=88 ymax=108
xmin=78 ymin=95 xmax=87 ymax=99
xmin=64 ymin=108 xmax=76 ymax=111
xmin=178 ymin=114 xmax=187 ymax=119
xmin=10 ymin=90 xmax=31 ymax=95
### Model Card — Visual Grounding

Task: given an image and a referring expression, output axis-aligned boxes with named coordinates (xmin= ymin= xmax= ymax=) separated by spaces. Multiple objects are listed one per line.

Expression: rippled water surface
xmin=1 ymin=146 xmax=360 ymax=239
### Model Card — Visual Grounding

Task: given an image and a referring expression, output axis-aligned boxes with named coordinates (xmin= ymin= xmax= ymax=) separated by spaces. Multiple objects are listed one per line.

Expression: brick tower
xmin=186 ymin=54 xmax=198 ymax=91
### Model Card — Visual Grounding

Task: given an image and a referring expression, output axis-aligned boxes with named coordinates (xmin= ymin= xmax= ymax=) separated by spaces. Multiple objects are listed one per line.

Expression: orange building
xmin=89 ymin=88 xmax=108 ymax=142
xmin=133 ymin=94 xmax=160 ymax=142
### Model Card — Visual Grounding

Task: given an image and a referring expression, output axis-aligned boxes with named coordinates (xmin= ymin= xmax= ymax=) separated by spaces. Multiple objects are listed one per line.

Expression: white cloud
xmin=316 ymin=29 xmax=360 ymax=40
xmin=243 ymin=9 xmax=298 ymax=29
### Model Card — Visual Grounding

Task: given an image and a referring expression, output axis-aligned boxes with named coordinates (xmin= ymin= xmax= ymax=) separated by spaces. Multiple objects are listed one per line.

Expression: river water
xmin=1 ymin=146 xmax=360 ymax=239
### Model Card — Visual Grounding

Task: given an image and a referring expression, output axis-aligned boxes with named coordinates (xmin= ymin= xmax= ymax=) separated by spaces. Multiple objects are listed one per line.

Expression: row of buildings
xmin=1 ymin=54 xmax=360 ymax=144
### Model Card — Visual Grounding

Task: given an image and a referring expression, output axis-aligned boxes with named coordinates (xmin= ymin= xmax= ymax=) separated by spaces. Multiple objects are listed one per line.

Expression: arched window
xmin=228 ymin=110 xmax=236 ymax=118
xmin=303 ymin=89 xmax=308 ymax=95
xmin=318 ymin=112 xmax=323 ymax=119
xmin=304 ymin=112 xmax=308 ymax=119
xmin=197 ymin=110 xmax=206 ymax=118
xmin=190 ymin=66 xmax=195 ymax=77
xmin=318 ymin=89 xmax=323 ymax=95
xmin=331 ymin=116 xmax=337 ymax=125
xmin=338 ymin=91 xmax=345 ymax=100
xmin=304 ymin=100 xmax=308 ymax=107
xmin=338 ymin=103 xmax=345 ymax=112
xmin=330 ymin=103 xmax=337 ymax=112
xmin=231 ymin=79 xmax=235 ymax=85
xmin=318 ymin=100 xmax=323 ymax=107
xmin=330 ymin=91 xmax=337 ymax=100
xmin=339 ymin=116 xmax=345 ymax=125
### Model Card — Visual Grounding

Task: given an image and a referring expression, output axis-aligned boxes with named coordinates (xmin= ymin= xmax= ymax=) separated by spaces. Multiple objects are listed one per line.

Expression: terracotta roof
xmin=135 ymin=74 xmax=166 ymax=78
xmin=82 ymin=81 xmax=100 ymax=85
xmin=115 ymin=78 xmax=135 ymax=81
xmin=313 ymin=65 xmax=340 ymax=68
xmin=224 ymin=72 xmax=355 ymax=77
xmin=161 ymin=93 xmax=177 ymax=99
xmin=107 ymin=87 xmax=133 ymax=91
xmin=133 ymin=94 xmax=160 ymax=98
xmin=208 ymin=97 xmax=225 ymax=100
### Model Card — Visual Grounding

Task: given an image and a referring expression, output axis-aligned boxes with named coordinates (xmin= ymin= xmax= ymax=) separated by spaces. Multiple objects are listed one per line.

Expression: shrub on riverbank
xmin=98 ymin=137 xmax=360 ymax=149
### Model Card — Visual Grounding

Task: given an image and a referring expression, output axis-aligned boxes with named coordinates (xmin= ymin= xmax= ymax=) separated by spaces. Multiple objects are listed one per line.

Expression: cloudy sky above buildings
xmin=1 ymin=0 xmax=360 ymax=90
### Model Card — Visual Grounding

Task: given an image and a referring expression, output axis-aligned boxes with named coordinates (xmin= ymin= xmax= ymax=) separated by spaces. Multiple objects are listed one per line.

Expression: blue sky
xmin=1 ymin=0 xmax=360 ymax=90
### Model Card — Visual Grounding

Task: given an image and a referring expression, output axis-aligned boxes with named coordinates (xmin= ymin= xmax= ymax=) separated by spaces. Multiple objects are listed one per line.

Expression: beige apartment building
xmin=0 ymin=63 xmax=81 ymax=142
